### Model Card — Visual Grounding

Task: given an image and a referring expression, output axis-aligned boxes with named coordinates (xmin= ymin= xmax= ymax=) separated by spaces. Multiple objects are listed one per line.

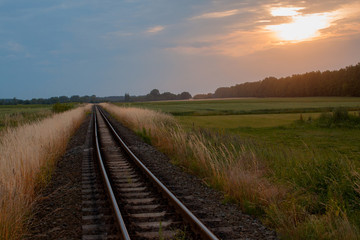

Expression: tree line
xmin=0 ymin=95 xmax=125 ymax=105
xmin=128 ymin=89 xmax=192 ymax=102
xmin=194 ymin=63 xmax=360 ymax=99
xmin=0 ymin=89 xmax=192 ymax=105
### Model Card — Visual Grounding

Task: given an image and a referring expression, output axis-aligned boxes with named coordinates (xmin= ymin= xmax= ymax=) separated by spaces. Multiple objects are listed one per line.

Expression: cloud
xmin=146 ymin=25 xmax=165 ymax=34
xmin=264 ymin=2 xmax=360 ymax=42
xmin=7 ymin=41 xmax=24 ymax=52
xmin=168 ymin=1 xmax=360 ymax=57
xmin=191 ymin=9 xmax=239 ymax=20
xmin=0 ymin=41 xmax=33 ymax=60
xmin=167 ymin=28 xmax=274 ymax=57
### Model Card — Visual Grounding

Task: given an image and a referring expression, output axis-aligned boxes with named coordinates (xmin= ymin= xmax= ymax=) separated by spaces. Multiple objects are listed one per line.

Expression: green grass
xmin=0 ymin=104 xmax=51 ymax=114
xmin=130 ymin=98 xmax=360 ymax=161
xmin=0 ymin=105 xmax=52 ymax=130
xmin=116 ymin=97 xmax=360 ymax=116
xmin=115 ymin=98 xmax=360 ymax=239
xmin=119 ymin=97 xmax=360 ymax=165
xmin=230 ymin=125 xmax=360 ymax=161
xmin=177 ymin=112 xmax=321 ymax=129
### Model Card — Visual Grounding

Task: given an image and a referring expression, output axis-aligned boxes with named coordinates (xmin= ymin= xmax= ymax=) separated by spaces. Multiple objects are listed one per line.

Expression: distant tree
xmin=178 ymin=92 xmax=192 ymax=100
xmin=59 ymin=96 xmax=69 ymax=103
xmin=90 ymin=95 xmax=97 ymax=103
xmin=70 ymin=95 xmax=80 ymax=102
xmin=81 ymin=95 xmax=90 ymax=103
xmin=49 ymin=97 xmax=59 ymax=104
xmin=150 ymin=89 xmax=160 ymax=96
xmin=124 ymin=93 xmax=130 ymax=102
xmin=11 ymin=97 xmax=18 ymax=105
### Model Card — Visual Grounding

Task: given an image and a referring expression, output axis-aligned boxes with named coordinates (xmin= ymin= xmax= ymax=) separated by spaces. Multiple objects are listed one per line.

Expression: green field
xmin=177 ymin=112 xmax=321 ymax=128
xmin=0 ymin=105 xmax=52 ymax=130
xmin=119 ymin=97 xmax=360 ymax=116
xmin=176 ymin=111 xmax=360 ymax=162
xmin=118 ymin=97 xmax=360 ymax=161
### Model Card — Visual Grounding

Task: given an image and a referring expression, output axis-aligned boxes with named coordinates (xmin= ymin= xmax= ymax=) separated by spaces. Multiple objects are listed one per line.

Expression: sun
xmin=266 ymin=7 xmax=335 ymax=42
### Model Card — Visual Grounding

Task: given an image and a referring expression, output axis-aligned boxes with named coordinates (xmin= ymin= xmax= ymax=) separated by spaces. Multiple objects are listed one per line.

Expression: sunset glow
xmin=266 ymin=7 xmax=336 ymax=42
xmin=1 ymin=0 xmax=360 ymax=98
xmin=270 ymin=7 xmax=304 ymax=17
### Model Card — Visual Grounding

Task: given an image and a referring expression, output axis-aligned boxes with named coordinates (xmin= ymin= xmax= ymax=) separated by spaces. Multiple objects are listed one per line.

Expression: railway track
xmin=82 ymin=106 xmax=219 ymax=239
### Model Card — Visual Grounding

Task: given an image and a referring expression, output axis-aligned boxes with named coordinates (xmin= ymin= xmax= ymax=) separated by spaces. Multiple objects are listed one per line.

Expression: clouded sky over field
xmin=1 ymin=0 xmax=360 ymax=99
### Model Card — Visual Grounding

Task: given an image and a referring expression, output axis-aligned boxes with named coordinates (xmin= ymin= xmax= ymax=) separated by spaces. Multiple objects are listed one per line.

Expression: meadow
xmin=118 ymin=98 xmax=360 ymax=161
xmin=111 ymin=97 xmax=360 ymax=239
xmin=119 ymin=97 xmax=360 ymax=116
xmin=0 ymin=105 xmax=52 ymax=130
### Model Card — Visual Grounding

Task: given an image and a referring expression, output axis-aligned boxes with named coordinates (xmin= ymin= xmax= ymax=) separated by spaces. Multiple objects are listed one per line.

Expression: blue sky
xmin=1 ymin=0 xmax=360 ymax=99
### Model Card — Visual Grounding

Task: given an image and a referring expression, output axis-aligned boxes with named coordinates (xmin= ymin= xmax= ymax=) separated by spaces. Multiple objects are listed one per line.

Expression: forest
xmin=0 ymin=95 xmax=124 ymax=105
xmin=128 ymin=89 xmax=192 ymax=102
xmin=195 ymin=63 xmax=360 ymax=98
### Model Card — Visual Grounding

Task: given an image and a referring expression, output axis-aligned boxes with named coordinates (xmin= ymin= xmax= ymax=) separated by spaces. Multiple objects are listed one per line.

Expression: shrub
xmin=52 ymin=103 xmax=75 ymax=113
xmin=316 ymin=108 xmax=360 ymax=128
xmin=333 ymin=107 xmax=350 ymax=123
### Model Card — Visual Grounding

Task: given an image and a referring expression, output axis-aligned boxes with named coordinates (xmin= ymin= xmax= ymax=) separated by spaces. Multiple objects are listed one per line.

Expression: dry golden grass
xmin=0 ymin=104 xmax=91 ymax=240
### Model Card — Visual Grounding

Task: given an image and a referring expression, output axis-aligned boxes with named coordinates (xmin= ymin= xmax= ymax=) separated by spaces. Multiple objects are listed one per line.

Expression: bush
xmin=52 ymin=103 xmax=75 ymax=113
xmin=316 ymin=108 xmax=360 ymax=128
xmin=333 ymin=107 xmax=350 ymax=123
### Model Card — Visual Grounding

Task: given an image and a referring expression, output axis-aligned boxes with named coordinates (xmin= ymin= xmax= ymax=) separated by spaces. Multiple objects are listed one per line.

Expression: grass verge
xmin=101 ymin=103 xmax=360 ymax=240
xmin=0 ymin=104 xmax=91 ymax=239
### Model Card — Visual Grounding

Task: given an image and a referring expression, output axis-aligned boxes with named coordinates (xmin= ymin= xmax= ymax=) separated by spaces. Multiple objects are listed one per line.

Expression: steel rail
xmin=93 ymin=108 xmax=131 ymax=240
xmin=97 ymin=106 xmax=219 ymax=240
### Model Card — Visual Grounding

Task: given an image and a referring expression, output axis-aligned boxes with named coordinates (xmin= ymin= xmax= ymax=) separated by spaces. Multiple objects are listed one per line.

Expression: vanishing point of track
xmin=81 ymin=106 xmax=219 ymax=239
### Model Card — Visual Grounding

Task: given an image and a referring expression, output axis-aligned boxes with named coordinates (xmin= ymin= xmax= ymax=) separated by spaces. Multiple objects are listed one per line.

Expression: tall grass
xmin=102 ymin=103 xmax=360 ymax=239
xmin=0 ymin=104 xmax=91 ymax=239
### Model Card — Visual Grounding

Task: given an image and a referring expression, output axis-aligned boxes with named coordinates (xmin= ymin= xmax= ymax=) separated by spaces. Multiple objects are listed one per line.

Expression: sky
xmin=1 ymin=0 xmax=360 ymax=99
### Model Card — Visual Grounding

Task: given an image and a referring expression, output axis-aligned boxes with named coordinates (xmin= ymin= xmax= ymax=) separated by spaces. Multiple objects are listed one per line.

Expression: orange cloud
xmin=146 ymin=25 xmax=165 ymax=34
xmin=167 ymin=29 xmax=274 ymax=57
xmin=191 ymin=9 xmax=239 ymax=20
xmin=169 ymin=2 xmax=360 ymax=57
